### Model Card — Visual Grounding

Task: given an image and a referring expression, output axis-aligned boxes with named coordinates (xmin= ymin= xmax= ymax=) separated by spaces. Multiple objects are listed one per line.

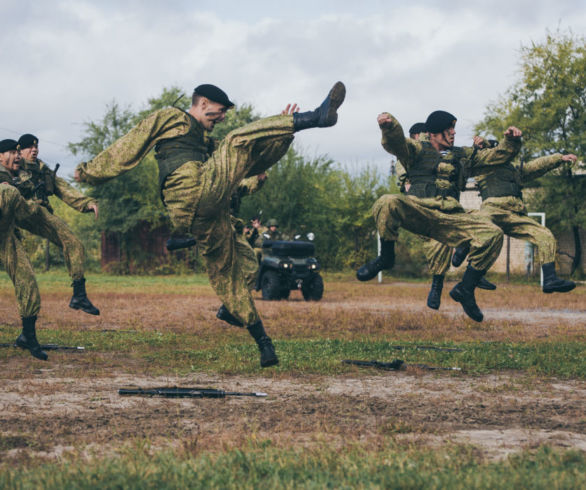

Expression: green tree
xmin=477 ymin=29 xmax=586 ymax=274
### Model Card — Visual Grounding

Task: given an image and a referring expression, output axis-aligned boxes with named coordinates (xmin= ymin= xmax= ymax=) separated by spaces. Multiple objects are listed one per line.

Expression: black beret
xmin=193 ymin=84 xmax=234 ymax=107
xmin=425 ymin=111 xmax=457 ymax=134
xmin=0 ymin=139 xmax=19 ymax=153
xmin=408 ymin=122 xmax=427 ymax=136
xmin=18 ymin=134 xmax=39 ymax=149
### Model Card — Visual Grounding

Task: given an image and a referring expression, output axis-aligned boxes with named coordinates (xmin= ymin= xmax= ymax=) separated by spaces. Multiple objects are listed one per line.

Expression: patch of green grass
xmin=0 ymin=270 xmax=211 ymax=293
xmin=1 ymin=328 xmax=583 ymax=379
xmin=0 ymin=441 xmax=583 ymax=489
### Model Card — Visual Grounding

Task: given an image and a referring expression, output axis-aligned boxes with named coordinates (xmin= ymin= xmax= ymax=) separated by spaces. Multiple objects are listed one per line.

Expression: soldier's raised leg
xmin=358 ymin=194 xmax=504 ymax=321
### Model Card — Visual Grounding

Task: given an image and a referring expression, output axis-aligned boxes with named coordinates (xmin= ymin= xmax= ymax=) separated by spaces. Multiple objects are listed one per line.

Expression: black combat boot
xmin=542 ymin=262 xmax=576 ymax=293
xmin=293 ymin=82 xmax=346 ymax=131
xmin=166 ymin=235 xmax=197 ymax=251
xmin=247 ymin=320 xmax=279 ymax=368
xmin=477 ymin=277 xmax=497 ymax=291
xmin=69 ymin=277 xmax=100 ymax=315
xmin=427 ymin=274 xmax=444 ymax=310
xmin=452 ymin=244 xmax=470 ymax=268
xmin=216 ymin=305 xmax=244 ymax=327
xmin=15 ymin=316 xmax=48 ymax=361
xmin=449 ymin=266 xmax=485 ymax=322
xmin=356 ymin=240 xmax=395 ymax=282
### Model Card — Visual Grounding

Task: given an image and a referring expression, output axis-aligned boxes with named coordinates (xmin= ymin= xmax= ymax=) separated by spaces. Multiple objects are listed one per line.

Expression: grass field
xmin=0 ymin=271 xmax=584 ymax=488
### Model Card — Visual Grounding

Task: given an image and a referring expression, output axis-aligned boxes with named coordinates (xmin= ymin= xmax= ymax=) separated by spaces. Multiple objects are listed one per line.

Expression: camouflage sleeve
xmin=53 ymin=176 xmax=97 ymax=212
xmin=520 ymin=154 xmax=564 ymax=183
xmin=76 ymin=107 xmax=191 ymax=185
xmin=395 ymin=161 xmax=408 ymax=191
xmin=380 ymin=114 xmax=421 ymax=171
xmin=469 ymin=135 xmax=522 ymax=168
xmin=0 ymin=183 xmax=38 ymax=224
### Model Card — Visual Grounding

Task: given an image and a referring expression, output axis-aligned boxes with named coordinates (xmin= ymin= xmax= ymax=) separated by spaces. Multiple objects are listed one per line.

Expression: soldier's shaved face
xmin=190 ymin=98 xmax=229 ymax=130
xmin=20 ymin=144 xmax=38 ymax=161
xmin=430 ymin=126 xmax=456 ymax=151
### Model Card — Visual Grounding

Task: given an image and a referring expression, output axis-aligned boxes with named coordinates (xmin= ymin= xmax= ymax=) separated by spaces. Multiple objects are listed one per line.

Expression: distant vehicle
xmin=255 ymin=233 xmax=324 ymax=301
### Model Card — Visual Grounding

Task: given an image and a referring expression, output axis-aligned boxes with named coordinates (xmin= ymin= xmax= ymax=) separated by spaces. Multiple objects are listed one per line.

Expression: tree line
xmin=20 ymin=30 xmax=585 ymax=277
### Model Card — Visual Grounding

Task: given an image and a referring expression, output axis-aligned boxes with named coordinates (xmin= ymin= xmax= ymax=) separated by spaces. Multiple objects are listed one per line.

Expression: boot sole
xmin=543 ymin=284 xmax=576 ymax=294
xmin=321 ymin=82 xmax=346 ymax=126
xmin=69 ymin=303 xmax=100 ymax=315
xmin=261 ymin=358 xmax=279 ymax=368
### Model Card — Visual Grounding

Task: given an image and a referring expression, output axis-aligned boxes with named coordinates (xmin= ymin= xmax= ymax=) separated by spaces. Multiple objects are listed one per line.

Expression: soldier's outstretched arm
xmin=521 ymin=153 xmax=577 ymax=183
xmin=471 ymin=126 xmax=523 ymax=167
xmin=379 ymin=113 xmax=420 ymax=171
xmin=75 ymin=108 xmax=191 ymax=185
xmin=53 ymin=175 xmax=98 ymax=213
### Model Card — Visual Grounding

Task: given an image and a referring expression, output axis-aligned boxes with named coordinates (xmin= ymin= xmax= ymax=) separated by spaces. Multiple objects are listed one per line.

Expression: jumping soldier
xmin=75 ymin=81 xmax=346 ymax=367
xmin=357 ymin=110 xmax=519 ymax=322
xmin=452 ymin=133 xmax=578 ymax=294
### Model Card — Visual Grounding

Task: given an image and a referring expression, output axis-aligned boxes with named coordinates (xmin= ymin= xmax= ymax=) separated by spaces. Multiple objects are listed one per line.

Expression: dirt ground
xmin=1 ymin=372 xmax=584 ymax=463
xmin=0 ymin=279 xmax=585 ymax=463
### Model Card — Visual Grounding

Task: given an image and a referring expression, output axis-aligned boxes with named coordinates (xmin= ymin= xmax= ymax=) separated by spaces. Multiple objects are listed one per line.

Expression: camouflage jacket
xmin=380 ymin=113 xmax=520 ymax=212
xmin=18 ymin=159 xmax=96 ymax=213
xmin=471 ymin=153 xmax=564 ymax=215
xmin=76 ymin=107 xmax=193 ymax=185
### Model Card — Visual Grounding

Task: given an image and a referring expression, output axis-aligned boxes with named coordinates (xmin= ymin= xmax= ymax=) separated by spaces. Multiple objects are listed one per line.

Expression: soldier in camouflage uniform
xmin=13 ymin=134 xmax=100 ymax=315
xmin=75 ymin=82 xmax=346 ymax=367
xmin=451 ymin=134 xmax=577 ymax=293
xmin=264 ymin=218 xmax=284 ymax=241
xmin=246 ymin=215 xmax=267 ymax=263
xmin=357 ymin=111 xmax=520 ymax=322
xmin=0 ymin=139 xmax=47 ymax=360
xmin=396 ymin=123 xmax=495 ymax=310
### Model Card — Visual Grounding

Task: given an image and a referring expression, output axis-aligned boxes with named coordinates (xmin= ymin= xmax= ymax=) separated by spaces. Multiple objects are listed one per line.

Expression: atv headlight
xmin=279 ymin=261 xmax=293 ymax=270
xmin=309 ymin=263 xmax=318 ymax=270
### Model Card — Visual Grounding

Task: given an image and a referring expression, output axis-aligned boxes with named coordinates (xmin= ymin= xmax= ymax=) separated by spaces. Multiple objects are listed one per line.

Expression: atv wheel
xmin=302 ymin=274 xmax=324 ymax=301
xmin=261 ymin=271 xmax=283 ymax=300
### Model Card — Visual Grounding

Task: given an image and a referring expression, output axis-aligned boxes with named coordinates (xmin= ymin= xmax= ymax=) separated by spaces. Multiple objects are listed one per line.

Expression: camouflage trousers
xmin=0 ymin=185 xmax=41 ymax=318
xmin=18 ymin=205 xmax=85 ymax=280
xmin=473 ymin=204 xmax=556 ymax=264
xmin=423 ymin=239 xmax=452 ymax=276
xmin=165 ymin=115 xmax=295 ymax=325
xmin=373 ymin=194 xmax=504 ymax=272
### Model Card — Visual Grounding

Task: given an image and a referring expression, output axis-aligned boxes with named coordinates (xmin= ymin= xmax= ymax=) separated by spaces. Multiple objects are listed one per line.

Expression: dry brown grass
xmin=0 ymin=274 xmax=584 ymax=465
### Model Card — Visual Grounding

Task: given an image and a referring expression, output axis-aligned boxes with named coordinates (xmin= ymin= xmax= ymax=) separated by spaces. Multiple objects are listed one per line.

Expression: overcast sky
xmin=1 ymin=0 xmax=585 ymax=177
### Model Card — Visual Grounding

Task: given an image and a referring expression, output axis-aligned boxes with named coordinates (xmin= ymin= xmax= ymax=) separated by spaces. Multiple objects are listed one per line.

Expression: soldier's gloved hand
xmin=504 ymin=126 xmax=522 ymax=140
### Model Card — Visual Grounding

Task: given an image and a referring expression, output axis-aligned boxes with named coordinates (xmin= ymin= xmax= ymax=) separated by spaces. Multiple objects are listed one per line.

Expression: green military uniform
xmin=373 ymin=113 xmax=516 ymax=272
xmin=470 ymin=153 xmax=565 ymax=265
xmin=76 ymin=107 xmax=295 ymax=326
xmin=0 ymin=183 xmax=41 ymax=318
xmin=395 ymin=155 xmax=453 ymax=276
xmin=13 ymin=158 xmax=96 ymax=281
